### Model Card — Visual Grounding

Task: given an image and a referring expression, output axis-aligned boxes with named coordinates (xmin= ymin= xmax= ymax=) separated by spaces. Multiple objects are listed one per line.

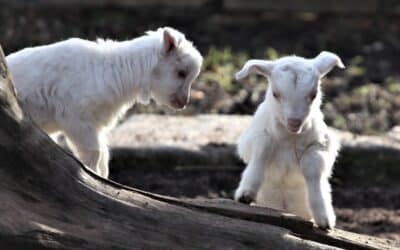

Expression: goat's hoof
xmin=314 ymin=213 xmax=336 ymax=230
xmin=235 ymin=191 xmax=255 ymax=204
xmin=234 ymin=187 xmax=256 ymax=204
xmin=238 ymin=195 xmax=254 ymax=204
xmin=317 ymin=223 xmax=332 ymax=231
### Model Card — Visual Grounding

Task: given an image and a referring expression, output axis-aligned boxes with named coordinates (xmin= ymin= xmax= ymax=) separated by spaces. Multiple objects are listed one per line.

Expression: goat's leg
xmin=235 ymin=135 xmax=272 ymax=204
xmin=97 ymin=139 xmax=110 ymax=178
xmin=300 ymin=147 xmax=335 ymax=229
xmin=64 ymin=125 xmax=108 ymax=178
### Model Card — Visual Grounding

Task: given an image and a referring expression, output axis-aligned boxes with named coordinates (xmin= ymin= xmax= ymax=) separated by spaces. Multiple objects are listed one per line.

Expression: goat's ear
xmin=235 ymin=60 xmax=275 ymax=80
xmin=163 ymin=28 xmax=181 ymax=54
xmin=313 ymin=51 xmax=345 ymax=77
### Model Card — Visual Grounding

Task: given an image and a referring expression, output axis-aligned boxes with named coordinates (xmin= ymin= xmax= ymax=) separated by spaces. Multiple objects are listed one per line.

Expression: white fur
xmin=234 ymin=51 xmax=344 ymax=229
xmin=6 ymin=27 xmax=203 ymax=178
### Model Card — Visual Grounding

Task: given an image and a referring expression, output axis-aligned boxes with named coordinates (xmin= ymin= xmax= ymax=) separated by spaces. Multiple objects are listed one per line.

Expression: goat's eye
xmin=177 ymin=70 xmax=187 ymax=79
xmin=273 ymin=91 xmax=281 ymax=99
xmin=309 ymin=91 xmax=317 ymax=101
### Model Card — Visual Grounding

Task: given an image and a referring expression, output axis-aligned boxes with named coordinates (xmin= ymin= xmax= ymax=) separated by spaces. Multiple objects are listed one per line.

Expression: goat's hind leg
xmin=97 ymin=137 xmax=110 ymax=178
xmin=64 ymin=125 xmax=109 ymax=178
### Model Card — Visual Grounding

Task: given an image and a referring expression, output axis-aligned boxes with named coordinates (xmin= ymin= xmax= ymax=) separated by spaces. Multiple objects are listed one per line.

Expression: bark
xmin=0 ymin=45 xmax=396 ymax=250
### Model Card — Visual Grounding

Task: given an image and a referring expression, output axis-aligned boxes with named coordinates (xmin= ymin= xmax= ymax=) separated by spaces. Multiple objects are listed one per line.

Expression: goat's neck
xmin=101 ymin=37 xmax=161 ymax=108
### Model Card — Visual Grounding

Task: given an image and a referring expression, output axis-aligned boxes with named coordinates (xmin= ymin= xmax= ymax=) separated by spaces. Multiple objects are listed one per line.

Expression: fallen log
xmin=0 ymin=45 xmax=397 ymax=250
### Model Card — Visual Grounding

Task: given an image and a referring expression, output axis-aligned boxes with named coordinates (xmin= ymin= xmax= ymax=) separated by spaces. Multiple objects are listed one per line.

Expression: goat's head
xmin=236 ymin=51 xmax=344 ymax=134
xmin=151 ymin=27 xmax=203 ymax=109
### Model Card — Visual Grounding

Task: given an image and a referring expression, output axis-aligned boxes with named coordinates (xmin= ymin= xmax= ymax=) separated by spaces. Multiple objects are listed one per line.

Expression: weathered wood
xmin=0 ymin=44 xmax=397 ymax=250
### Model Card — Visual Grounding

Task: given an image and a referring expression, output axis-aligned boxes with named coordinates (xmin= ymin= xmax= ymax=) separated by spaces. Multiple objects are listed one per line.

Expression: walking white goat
xmin=7 ymin=27 xmax=203 ymax=178
xmin=234 ymin=52 xmax=344 ymax=229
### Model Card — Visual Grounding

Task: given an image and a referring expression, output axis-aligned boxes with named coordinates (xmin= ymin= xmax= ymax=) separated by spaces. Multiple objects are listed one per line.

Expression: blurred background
xmin=1 ymin=0 xmax=399 ymax=242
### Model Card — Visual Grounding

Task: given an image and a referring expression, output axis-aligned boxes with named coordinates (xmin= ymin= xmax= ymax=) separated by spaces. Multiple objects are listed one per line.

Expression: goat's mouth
xmin=287 ymin=126 xmax=302 ymax=134
xmin=169 ymin=95 xmax=187 ymax=109
xmin=286 ymin=123 xmax=303 ymax=134
xmin=286 ymin=118 xmax=304 ymax=134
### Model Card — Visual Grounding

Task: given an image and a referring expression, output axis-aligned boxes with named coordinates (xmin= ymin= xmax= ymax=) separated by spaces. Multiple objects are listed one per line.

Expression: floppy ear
xmin=235 ymin=60 xmax=275 ymax=80
xmin=313 ymin=51 xmax=345 ymax=77
xmin=163 ymin=28 xmax=182 ymax=54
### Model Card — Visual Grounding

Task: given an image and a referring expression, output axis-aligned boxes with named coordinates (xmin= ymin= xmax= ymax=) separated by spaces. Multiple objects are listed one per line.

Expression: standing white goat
xmin=234 ymin=52 xmax=344 ymax=229
xmin=6 ymin=27 xmax=203 ymax=178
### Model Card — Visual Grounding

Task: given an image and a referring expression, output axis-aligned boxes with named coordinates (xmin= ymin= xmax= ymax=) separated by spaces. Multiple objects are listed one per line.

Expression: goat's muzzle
xmin=170 ymin=95 xmax=188 ymax=109
xmin=287 ymin=118 xmax=302 ymax=133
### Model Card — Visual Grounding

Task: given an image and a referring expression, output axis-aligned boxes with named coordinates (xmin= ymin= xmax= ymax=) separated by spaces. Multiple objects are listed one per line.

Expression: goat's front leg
xmin=235 ymin=134 xmax=273 ymax=204
xmin=300 ymin=146 xmax=335 ymax=229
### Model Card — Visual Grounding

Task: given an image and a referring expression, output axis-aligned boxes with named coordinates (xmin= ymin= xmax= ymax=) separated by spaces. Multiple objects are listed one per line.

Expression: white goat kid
xmin=234 ymin=52 xmax=344 ymax=229
xmin=7 ymin=27 xmax=203 ymax=178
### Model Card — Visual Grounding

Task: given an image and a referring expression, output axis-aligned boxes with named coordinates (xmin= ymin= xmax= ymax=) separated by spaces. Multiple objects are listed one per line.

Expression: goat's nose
xmin=174 ymin=94 xmax=189 ymax=109
xmin=178 ymin=95 xmax=189 ymax=106
xmin=287 ymin=118 xmax=302 ymax=128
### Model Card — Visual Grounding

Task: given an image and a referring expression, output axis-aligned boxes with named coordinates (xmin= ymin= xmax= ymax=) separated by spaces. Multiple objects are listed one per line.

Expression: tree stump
xmin=0 ymin=45 xmax=397 ymax=250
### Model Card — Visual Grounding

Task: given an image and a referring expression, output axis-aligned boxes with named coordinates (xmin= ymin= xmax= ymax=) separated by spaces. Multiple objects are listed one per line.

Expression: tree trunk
xmin=0 ymin=45 xmax=396 ymax=250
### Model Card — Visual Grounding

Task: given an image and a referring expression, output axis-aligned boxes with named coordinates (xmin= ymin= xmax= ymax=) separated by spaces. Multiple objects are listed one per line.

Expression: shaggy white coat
xmin=234 ymin=52 xmax=344 ymax=229
xmin=7 ymin=27 xmax=203 ymax=178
